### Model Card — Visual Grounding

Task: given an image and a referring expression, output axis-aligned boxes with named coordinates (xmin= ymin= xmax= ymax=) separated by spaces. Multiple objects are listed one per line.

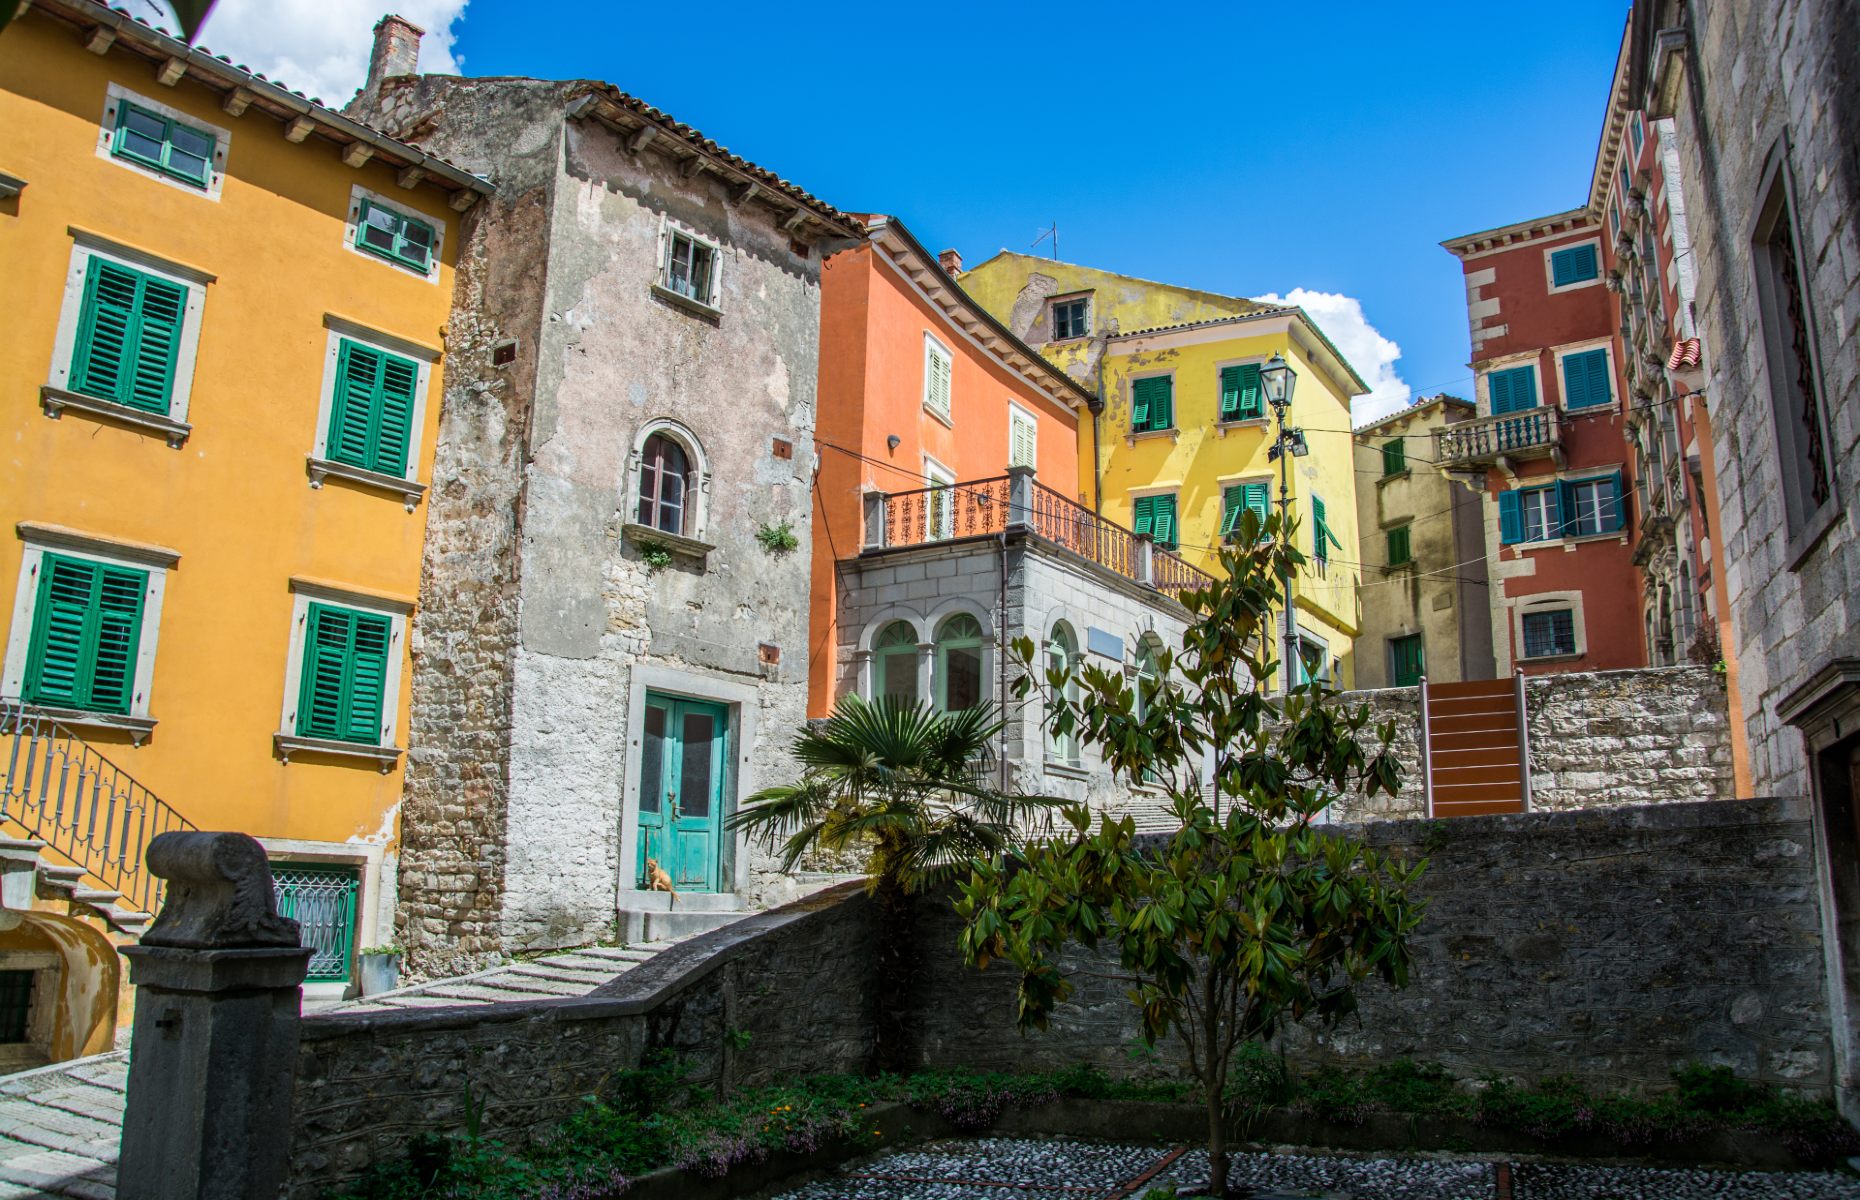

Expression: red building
xmin=1441 ymin=210 xmax=1642 ymax=675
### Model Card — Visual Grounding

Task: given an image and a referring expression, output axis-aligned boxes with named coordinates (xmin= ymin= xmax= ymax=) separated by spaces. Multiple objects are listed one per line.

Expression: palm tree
xmin=729 ymin=695 xmax=1064 ymax=1070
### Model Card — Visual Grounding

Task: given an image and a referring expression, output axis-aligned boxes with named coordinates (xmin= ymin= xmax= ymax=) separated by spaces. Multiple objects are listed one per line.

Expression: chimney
xmin=366 ymin=15 xmax=425 ymax=93
xmin=937 ymin=248 xmax=963 ymax=276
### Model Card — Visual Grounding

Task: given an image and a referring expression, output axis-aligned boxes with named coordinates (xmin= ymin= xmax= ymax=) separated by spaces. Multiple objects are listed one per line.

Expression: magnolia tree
xmin=956 ymin=512 xmax=1427 ymax=1196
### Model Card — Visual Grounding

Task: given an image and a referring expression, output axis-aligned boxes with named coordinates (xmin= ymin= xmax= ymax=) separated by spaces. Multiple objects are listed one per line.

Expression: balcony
xmin=862 ymin=467 xmax=1213 ymax=598
xmin=1434 ymin=406 xmax=1563 ymax=472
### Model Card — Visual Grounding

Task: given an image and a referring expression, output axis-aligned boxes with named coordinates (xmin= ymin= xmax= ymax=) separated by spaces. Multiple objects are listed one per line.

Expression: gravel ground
xmin=768 ymin=1137 xmax=1860 ymax=1200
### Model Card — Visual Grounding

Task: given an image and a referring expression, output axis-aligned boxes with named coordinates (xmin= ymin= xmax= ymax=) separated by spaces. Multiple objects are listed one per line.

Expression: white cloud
xmin=170 ymin=0 xmax=469 ymax=106
xmin=1254 ymin=288 xmax=1412 ymax=428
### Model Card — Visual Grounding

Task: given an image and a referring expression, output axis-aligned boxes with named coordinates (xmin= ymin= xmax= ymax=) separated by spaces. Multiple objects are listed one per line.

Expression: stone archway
xmin=0 ymin=909 xmax=120 ymax=1071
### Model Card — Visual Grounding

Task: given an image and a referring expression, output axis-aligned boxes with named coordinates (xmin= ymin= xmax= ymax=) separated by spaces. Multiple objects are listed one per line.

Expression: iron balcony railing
xmin=1435 ymin=406 xmax=1561 ymax=468
xmin=0 ymin=701 xmax=196 ymax=916
xmin=865 ymin=469 xmax=1214 ymax=598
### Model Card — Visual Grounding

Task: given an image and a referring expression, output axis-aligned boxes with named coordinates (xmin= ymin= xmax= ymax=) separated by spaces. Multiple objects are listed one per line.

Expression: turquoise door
xmin=636 ymin=694 xmax=729 ymax=892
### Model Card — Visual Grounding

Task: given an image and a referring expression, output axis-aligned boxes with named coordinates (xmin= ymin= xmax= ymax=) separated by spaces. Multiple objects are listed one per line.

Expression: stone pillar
xmin=862 ymin=488 xmax=888 ymax=550
xmin=1006 ymin=464 xmax=1036 ymax=532
xmin=118 ymin=832 xmax=310 ymax=1200
xmin=1134 ymin=532 xmax=1155 ymax=587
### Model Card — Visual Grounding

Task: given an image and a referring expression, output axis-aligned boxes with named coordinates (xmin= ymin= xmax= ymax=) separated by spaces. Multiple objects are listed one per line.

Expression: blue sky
xmin=193 ymin=0 xmax=1631 ymax=423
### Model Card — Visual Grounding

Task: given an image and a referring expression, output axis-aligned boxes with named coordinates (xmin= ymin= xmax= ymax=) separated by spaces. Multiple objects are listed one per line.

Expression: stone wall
xmin=1325 ymin=666 xmax=1735 ymax=823
xmin=911 ymin=798 xmax=1832 ymax=1096
xmin=288 ymin=883 xmax=878 ymax=1197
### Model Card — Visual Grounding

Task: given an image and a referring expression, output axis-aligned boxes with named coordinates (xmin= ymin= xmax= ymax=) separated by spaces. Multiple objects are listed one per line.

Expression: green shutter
xmin=1498 ymin=490 xmax=1524 ymax=544
xmin=1387 ymin=525 xmax=1412 ymax=566
xmin=1152 ymin=495 xmax=1177 ymax=548
xmin=1562 ymin=349 xmax=1612 ymax=410
xmin=70 ymin=259 xmax=184 ymax=415
xmin=297 ymin=604 xmax=392 ymax=745
xmin=1391 ymin=634 xmax=1424 ymax=687
xmin=1219 ymin=363 xmax=1262 ymax=420
xmin=1131 ymin=376 xmax=1172 ymax=432
xmin=327 ymin=340 xmax=419 ymax=475
xmin=1132 ymin=495 xmax=1155 ymax=536
xmin=1489 ymin=366 xmax=1539 ymax=415
xmin=1221 ymin=487 xmax=1242 ymax=537
xmin=23 ymin=554 xmax=147 ymax=715
xmin=1381 ymin=437 xmax=1406 ymax=476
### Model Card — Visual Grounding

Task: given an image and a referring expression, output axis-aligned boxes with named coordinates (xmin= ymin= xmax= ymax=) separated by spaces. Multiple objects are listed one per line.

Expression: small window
xmin=110 ymin=98 xmax=214 ymax=188
xmin=272 ymin=862 xmax=361 ymax=983
xmin=1046 ymin=623 xmax=1080 ymax=766
xmin=1219 ymin=363 xmax=1263 ymax=421
xmin=1292 ymin=632 xmax=1330 ymax=687
xmin=295 ymin=603 xmax=392 ymax=745
xmin=637 ymin=433 xmax=691 ymax=534
xmin=1130 ymin=375 xmax=1173 ymax=433
xmin=1221 ymin=482 xmax=1269 ymax=541
xmin=1390 ymin=634 xmax=1424 ymax=687
xmin=22 ymin=554 xmax=148 ymax=716
xmin=661 ymin=228 xmax=719 ymax=309
xmin=925 ymin=460 xmax=956 ymax=540
xmin=1629 ymin=116 xmax=1644 ymax=155
xmin=1132 ymin=494 xmax=1177 ymax=550
xmin=1560 ymin=348 xmax=1614 ymax=410
xmin=1381 ymin=437 xmax=1406 ymax=477
xmin=1548 ymin=244 xmax=1600 ymax=289
xmin=1386 ymin=525 xmax=1412 ymax=566
xmin=1520 ymin=487 xmax=1558 ymax=543
xmin=326 ymin=339 xmax=419 ymax=477
xmin=1521 ymin=608 xmax=1577 ymax=659
xmin=873 ymin=621 xmax=920 ymax=706
xmin=1563 ymin=475 xmax=1623 ymax=537
xmin=1312 ymin=495 xmax=1341 ymax=564
xmin=923 ymin=335 xmax=953 ymax=422
xmin=1008 ymin=405 xmax=1037 ymax=470
xmin=68 ymin=257 xmax=186 ymax=415
xmin=1051 ymin=297 xmax=1089 ymax=340
xmin=934 ymin=614 xmax=986 ymax=713
xmin=354 ymin=198 xmax=436 ymax=273
xmin=1488 ymin=365 xmax=1539 ymax=415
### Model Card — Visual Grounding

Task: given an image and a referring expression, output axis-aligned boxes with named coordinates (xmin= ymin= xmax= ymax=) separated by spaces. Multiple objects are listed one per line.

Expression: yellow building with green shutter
xmin=958 ymin=252 xmax=1368 ymax=687
xmin=0 ymin=0 xmax=490 ymax=1045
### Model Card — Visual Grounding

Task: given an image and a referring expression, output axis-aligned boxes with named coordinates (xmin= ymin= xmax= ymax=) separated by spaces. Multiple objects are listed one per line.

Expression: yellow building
xmin=959 ymin=253 xmax=1367 ymax=687
xmin=0 ymin=0 xmax=490 ymax=1053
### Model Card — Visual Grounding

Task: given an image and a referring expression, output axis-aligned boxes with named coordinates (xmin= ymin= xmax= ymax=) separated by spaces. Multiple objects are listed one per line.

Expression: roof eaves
xmin=43 ymin=0 xmax=493 ymax=201
xmin=1441 ymin=207 xmax=1596 ymax=254
xmin=1111 ymin=306 xmax=1370 ymax=398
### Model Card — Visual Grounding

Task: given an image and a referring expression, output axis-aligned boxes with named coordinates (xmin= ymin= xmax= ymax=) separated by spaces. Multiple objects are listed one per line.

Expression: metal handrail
xmin=882 ymin=476 xmax=1011 ymax=548
xmin=0 ymin=701 xmax=196 ymax=915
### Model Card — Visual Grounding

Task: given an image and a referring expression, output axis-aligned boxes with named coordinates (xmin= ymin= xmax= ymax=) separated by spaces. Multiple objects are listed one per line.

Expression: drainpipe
xmin=1090 ymin=352 xmax=1105 ymax=514
xmin=997 ymin=531 xmax=1010 ymax=793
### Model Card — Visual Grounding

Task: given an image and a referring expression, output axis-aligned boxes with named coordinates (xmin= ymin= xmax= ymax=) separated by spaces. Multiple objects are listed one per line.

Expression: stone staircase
xmin=0 ymin=840 xmax=151 ymax=939
xmin=0 ymin=929 xmax=705 ymax=1197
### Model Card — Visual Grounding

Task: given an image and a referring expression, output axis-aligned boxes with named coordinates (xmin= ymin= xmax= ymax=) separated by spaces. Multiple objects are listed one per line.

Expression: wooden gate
xmin=1421 ymin=674 xmax=1530 ymax=817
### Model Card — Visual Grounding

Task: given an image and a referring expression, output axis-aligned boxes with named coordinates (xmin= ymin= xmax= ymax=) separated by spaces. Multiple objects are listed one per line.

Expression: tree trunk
xmin=1204 ymin=973 xmax=1229 ymax=1196
xmin=871 ymin=865 xmax=916 ymax=1074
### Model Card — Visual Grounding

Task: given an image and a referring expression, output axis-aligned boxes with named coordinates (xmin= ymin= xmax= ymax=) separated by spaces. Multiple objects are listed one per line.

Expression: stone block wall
xmin=1324 ymin=666 xmax=1736 ymax=823
xmin=911 ymin=798 xmax=1832 ymax=1096
xmin=288 ymin=883 xmax=878 ymax=1197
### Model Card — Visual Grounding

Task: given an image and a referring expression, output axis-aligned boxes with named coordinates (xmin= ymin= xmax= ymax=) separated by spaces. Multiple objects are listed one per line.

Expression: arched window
xmin=935 ymin=614 xmax=986 ymax=712
xmin=637 ymin=433 xmax=690 ymax=535
xmin=1045 ymin=622 xmax=1080 ymax=766
xmin=872 ymin=621 xmax=920 ymax=706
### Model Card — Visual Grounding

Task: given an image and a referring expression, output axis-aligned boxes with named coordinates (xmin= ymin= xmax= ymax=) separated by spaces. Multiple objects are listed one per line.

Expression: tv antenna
xmin=1031 ymin=222 xmax=1059 ymax=260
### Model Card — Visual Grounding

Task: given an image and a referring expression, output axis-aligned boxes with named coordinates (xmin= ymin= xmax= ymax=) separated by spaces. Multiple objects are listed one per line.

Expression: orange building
xmin=810 ymin=218 xmax=1093 ymax=717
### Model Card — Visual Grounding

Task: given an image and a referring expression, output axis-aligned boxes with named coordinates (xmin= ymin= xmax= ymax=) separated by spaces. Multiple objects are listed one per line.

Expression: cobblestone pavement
xmin=772 ymin=1138 xmax=1860 ymax=1200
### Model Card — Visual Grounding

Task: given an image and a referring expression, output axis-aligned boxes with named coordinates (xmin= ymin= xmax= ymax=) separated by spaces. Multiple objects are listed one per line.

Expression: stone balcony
xmin=1434 ymin=406 xmax=1564 ymax=472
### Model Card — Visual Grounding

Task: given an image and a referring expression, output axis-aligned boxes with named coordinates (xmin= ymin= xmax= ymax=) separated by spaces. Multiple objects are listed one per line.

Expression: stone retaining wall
xmin=287 ymin=883 xmax=877 ymax=1197
xmin=1327 ymin=666 xmax=1736 ymax=822
xmin=911 ymin=798 xmax=1831 ymax=1096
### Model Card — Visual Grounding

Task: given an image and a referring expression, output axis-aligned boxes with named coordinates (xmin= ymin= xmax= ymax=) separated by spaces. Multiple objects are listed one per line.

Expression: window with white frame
xmin=1564 ymin=478 xmax=1617 ymax=537
xmin=1520 ymin=488 xmax=1558 ymax=543
xmin=96 ymin=84 xmax=230 ymax=200
xmin=656 ymin=220 xmax=721 ymax=310
xmin=1 ymin=527 xmax=175 ymax=733
xmin=1544 ymin=239 xmax=1602 ymax=293
xmin=1008 ymin=404 xmax=1037 ymax=470
xmin=627 ymin=420 xmax=710 ymax=544
xmin=308 ymin=319 xmax=436 ymax=504
xmin=44 ymin=235 xmax=209 ymax=438
xmin=344 ymin=186 xmax=442 ymax=282
xmin=276 ymin=581 xmax=408 ymax=759
xmin=1045 ymin=622 xmax=1080 ymax=766
xmin=923 ymin=334 xmax=953 ymax=422
xmin=924 ymin=458 xmax=956 ymax=540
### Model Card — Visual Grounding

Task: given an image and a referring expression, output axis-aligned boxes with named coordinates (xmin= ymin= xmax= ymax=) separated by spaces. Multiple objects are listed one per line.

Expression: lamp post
xmin=1260 ymin=352 xmax=1306 ymax=693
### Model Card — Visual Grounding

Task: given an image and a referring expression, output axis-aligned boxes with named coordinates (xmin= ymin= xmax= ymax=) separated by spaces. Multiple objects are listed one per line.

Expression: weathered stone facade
xmin=1326 ymin=666 xmax=1736 ymax=822
xmin=349 ymin=59 xmax=863 ymax=968
xmin=913 ymin=798 xmax=1832 ymax=1096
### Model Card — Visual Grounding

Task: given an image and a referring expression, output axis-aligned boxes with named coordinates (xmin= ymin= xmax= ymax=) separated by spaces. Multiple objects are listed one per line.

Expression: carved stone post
xmin=119 ymin=832 xmax=310 ymax=1200
xmin=862 ymin=488 xmax=888 ymax=550
xmin=1134 ymin=531 xmax=1156 ymax=588
xmin=1005 ymin=464 xmax=1036 ymax=532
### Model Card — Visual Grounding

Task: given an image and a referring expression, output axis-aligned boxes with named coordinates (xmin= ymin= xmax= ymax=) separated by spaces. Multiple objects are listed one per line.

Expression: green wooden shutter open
xmin=1244 ymin=483 xmax=1269 ymax=538
xmin=23 ymin=555 xmax=147 ymax=715
xmin=1498 ymin=490 xmax=1524 ymax=544
xmin=1221 ymin=487 xmax=1243 ymax=536
xmin=70 ymin=259 xmax=184 ymax=415
xmin=1132 ymin=495 xmax=1155 ymax=537
xmin=1153 ymin=495 xmax=1177 ymax=548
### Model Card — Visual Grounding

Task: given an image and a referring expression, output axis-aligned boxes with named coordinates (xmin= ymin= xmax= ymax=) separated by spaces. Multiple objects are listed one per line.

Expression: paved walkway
xmin=771 ymin=1137 xmax=1860 ymax=1200
xmin=0 ymin=939 xmax=680 ymax=1199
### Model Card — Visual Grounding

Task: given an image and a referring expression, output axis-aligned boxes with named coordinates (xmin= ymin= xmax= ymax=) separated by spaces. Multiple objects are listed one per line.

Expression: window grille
xmin=272 ymin=863 xmax=360 ymax=982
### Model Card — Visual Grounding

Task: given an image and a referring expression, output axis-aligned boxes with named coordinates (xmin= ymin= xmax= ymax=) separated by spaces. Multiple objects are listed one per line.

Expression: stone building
xmin=1351 ymin=396 xmax=1495 ymax=689
xmin=345 ymin=22 xmax=865 ymax=970
xmin=1626 ymin=0 xmax=1860 ymax=1109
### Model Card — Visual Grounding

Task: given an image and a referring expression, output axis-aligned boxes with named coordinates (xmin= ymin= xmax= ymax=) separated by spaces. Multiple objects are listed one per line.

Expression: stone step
xmin=463 ymin=973 xmax=587 ymax=997
xmin=29 ymin=1087 xmax=126 ymax=1127
xmin=60 ymin=1063 xmax=126 ymax=1094
xmin=0 ymin=1143 xmax=116 ymax=1200
xmin=416 ymin=983 xmax=547 ymax=1004
xmin=562 ymin=945 xmax=655 ymax=962
xmin=368 ymin=993 xmax=476 ymax=1009
xmin=523 ymin=957 xmax=629 ymax=980
xmin=634 ymin=909 xmax=744 ymax=941
xmin=34 ymin=865 xmax=86 ymax=882
xmin=1 ymin=1104 xmax=119 ymax=1156
xmin=504 ymin=964 xmax=616 ymax=990
xmin=68 ymin=889 xmax=123 ymax=905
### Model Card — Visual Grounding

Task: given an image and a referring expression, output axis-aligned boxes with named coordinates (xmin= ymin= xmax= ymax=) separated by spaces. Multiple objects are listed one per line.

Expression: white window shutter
xmin=1010 ymin=409 xmax=1036 ymax=468
xmin=925 ymin=340 xmax=952 ymax=418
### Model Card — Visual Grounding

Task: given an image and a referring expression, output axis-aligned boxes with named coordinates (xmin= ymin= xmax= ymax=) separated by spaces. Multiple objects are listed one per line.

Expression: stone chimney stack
xmin=938 ymin=248 xmax=963 ymax=276
xmin=366 ymin=14 xmax=425 ymax=93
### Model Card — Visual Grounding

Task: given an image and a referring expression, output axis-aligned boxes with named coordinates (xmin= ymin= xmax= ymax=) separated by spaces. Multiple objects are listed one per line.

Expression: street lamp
xmin=1261 ymin=352 xmax=1303 ymax=693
